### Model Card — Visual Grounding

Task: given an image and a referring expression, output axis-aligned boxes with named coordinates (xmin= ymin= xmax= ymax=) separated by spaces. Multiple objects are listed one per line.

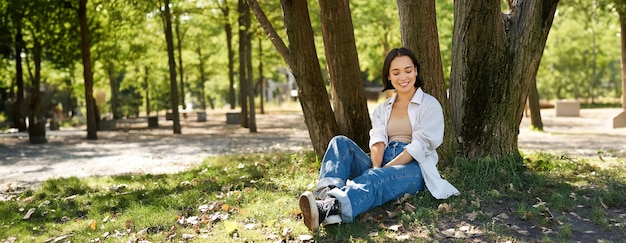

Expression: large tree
xmin=450 ymin=0 xmax=559 ymax=159
xmin=248 ymin=0 xmax=339 ymax=155
xmin=318 ymin=0 xmax=371 ymax=150
xmin=396 ymin=0 xmax=456 ymax=160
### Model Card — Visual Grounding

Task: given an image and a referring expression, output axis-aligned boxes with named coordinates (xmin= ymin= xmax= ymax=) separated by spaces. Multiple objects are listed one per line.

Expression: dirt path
xmin=1 ymin=108 xmax=625 ymax=193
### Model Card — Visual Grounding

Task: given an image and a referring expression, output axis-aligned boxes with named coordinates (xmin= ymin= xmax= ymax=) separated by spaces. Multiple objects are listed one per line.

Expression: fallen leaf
xmin=496 ymin=213 xmax=509 ymax=219
xmin=396 ymin=234 xmax=411 ymax=241
xmin=386 ymin=206 xmax=403 ymax=218
xmin=404 ymin=202 xmax=416 ymax=212
xmin=437 ymin=203 xmax=452 ymax=213
xmin=125 ymin=219 xmax=134 ymax=230
xmin=299 ymin=234 xmax=314 ymax=241
xmin=23 ymin=208 xmax=36 ymax=220
xmin=90 ymin=220 xmax=97 ymax=230
xmin=387 ymin=224 xmax=404 ymax=232
xmin=465 ymin=211 xmax=478 ymax=221
xmin=244 ymin=223 xmax=256 ymax=230
xmin=281 ymin=227 xmax=292 ymax=238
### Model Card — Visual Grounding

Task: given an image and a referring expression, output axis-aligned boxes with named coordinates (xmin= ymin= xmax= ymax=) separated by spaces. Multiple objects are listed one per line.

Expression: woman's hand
xmin=383 ymin=149 xmax=414 ymax=167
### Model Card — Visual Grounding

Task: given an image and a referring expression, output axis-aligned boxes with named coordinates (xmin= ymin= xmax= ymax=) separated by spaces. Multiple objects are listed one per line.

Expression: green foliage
xmin=538 ymin=1 xmax=622 ymax=102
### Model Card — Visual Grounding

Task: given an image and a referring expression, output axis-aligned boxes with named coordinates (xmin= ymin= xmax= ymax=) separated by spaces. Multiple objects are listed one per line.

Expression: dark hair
xmin=381 ymin=47 xmax=423 ymax=92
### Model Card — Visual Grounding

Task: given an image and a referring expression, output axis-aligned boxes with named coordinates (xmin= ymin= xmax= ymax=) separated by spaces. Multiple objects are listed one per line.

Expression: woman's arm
xmin=382 ymin=149 xmax=413 ymax=167
xmin=370 ymin=142 xmax=385 ymax=168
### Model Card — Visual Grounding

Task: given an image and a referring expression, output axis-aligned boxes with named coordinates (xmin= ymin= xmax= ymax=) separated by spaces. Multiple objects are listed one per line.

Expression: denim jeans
xmin=315 ymin=135 xmax=425 ymax=222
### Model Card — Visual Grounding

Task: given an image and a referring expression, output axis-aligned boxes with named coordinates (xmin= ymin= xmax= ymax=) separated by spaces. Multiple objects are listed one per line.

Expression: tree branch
xmin=246 ymin=0 xmax=292 ymax=68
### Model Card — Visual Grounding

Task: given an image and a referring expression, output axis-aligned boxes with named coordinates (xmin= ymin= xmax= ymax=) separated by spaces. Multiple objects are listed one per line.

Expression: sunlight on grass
xmin=1 ymin=151 xmax=625 ymax=242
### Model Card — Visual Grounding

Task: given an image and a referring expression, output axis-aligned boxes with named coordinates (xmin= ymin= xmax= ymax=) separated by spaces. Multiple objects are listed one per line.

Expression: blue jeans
xmin=315 ymin=135 xmax=425 ymax=222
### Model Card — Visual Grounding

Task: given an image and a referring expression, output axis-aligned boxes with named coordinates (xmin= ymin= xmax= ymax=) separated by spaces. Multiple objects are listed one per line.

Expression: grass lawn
xmin=1 ymin=151 xmax=625 ymax=242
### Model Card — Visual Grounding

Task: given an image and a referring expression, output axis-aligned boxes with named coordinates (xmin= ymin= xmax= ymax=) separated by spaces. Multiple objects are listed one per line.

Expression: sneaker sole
xmin=299 ymin=191 xmax=319 ymax=231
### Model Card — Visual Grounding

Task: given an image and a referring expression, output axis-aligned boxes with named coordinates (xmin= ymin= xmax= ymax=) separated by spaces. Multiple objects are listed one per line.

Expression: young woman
xmin=299 ymin=47 xmax=459 ymax=231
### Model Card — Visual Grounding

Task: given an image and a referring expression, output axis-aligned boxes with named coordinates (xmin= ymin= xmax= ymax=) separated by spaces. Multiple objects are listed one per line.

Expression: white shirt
xmin=369 ymin=88 xmax=460 ymax=199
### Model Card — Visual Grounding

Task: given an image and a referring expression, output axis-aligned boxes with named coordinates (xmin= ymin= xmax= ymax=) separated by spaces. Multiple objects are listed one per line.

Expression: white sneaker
xmin=299 ymin=191 xmax=342 ymax=231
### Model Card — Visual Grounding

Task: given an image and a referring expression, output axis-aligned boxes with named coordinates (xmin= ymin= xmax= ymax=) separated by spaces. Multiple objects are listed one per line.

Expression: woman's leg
xmin=326 ymin=141 xmax=426 ymax=222
xmin=314 ymin=135 xmax=372 ymax=197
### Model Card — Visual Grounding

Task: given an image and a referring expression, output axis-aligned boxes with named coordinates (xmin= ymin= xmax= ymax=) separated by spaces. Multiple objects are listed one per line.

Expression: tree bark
xmin=218 ymin=1 xmax=237 ymax=109
xmin=197 ymin=46 xmax=207 ymax=110
xmin=397 ymin=0 xmax=456 ymax=160
xmin=450 ymin=0 xmax=559 ymax=159
xmin=162 ymin=0 xmax=182 ymax=134
xmin=144 ymin=65 xmax=151 ymax=116
xmin=528 ymin=78 xmax=543 ymax=130
xmin=238 ymin=0 xmax=249 ymax=128
xmin=175 ymin=17 xmax=186 ymax=110
xmin=14 ymin=25 xmax=26 ymax=132
xmin=28 ymin=39 xmax=46 ymax=144
xmin=280 ymin=0 xmax=338 ymax=156
xmin=79 ymin=0 xmax=97 ymax=139
xmin=318 ymin=0 xmax=371 ymax=151
xmin=619 ymin=9 xmax=626 ymax=109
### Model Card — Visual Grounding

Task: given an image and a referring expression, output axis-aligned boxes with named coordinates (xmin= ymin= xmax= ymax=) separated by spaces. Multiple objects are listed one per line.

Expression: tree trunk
xmin=397 ymin=0 xmax=456 ymax=161
xmin=318 ymin=0 xmax=371 ymax=151
xmin=28 ymin=40 xmax=46 ymax=144
xmin=144 ymin=65 xmax=150 ymax=116
xmin=617 ymin=6 xmax=626 ymax=110
xmin=106 ymin=63 xmax=120 ymax=119
xmin=528 ymin=78 xmax=543 ymax=130
xmin=175 ymin=17 xmax=186 ymax=110
xmin=281 ymin=0 xmax=338 ymax=156
xmin=450 ymin=0 xmax=558 ymax=159
xmin=219 ymin=1 xmax=237 ymax=110
xmin=79 ymin=0 xmax=97 ymax=139
xmin=247 ymin=33 xmax=257 ymax=133
xmin=238 ymin=0 xmax=249 ymax=128
xmin=14 ymin=25 xmax=26 ymax=131
xmin=162 ymin=0 xmax=181 ymax=134
xmin=197 ymin=45 xmax=207 ymax=110
xmin=258 ymin=39 xmax=265 ymax=115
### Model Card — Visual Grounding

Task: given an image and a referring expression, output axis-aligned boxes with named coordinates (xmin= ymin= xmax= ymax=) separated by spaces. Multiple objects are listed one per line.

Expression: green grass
xmin=1 ymin=151 xmax=625 ymax=242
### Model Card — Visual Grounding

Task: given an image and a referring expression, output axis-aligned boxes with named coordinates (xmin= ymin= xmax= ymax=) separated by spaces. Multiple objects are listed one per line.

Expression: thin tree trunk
xmin=14 ymin=26 xmax=26 ymax=131
xmin=258 ymin=38 xmax=265 ymax=115
xmin=28 ymin=40 xmax=46 ymax=144
xmin=197 ymin=45 xmax=207 ymax=110
xmin=611 ymin=7 xmax=626 ymax=128
xmin=247 ymin=32 xmax=257 ymax=133
xmin=528 ymin=78 xmax=543 ymax=130
xmin=219 ymin=1 xmax=237 ymax=109
xmin=238 ymin=0 xmax=249 ymax=128
xmin=163 ymin=0 xmax=181 ymax=134
xmin=175 ymin=17 xmax=186 ymax=110
xmin=318 ymin=0 xmax=371 ymax=151
xmin=144 ymin=65 xmax=150 ymax=116
xmin=79 ymin=0 xmax=97 ymax=139
xmin=397 ymin=0 xmax=456 ymax=160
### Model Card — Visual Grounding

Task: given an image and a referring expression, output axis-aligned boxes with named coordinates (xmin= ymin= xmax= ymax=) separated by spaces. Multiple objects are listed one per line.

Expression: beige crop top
xmin=387 ymin=118 xmax=412 ymax=143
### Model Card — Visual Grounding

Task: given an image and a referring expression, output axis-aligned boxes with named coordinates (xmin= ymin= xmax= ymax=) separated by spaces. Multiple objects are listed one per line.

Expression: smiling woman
xmin=298 ymin=47 xmax=459 ymax=232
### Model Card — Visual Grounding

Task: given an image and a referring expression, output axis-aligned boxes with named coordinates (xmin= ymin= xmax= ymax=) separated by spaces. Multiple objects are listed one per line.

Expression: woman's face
xmin=387 ymin=56 xmax=417 ymax=93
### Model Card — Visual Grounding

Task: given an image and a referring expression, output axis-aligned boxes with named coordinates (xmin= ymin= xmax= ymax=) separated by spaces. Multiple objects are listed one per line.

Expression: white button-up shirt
xmin=369 ymin=88 xmax=460 ymax=199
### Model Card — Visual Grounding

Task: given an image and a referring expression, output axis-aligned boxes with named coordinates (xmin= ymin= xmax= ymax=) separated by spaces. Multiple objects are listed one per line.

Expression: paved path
xmin=1 ymin=108 xmax=625 ymax=193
